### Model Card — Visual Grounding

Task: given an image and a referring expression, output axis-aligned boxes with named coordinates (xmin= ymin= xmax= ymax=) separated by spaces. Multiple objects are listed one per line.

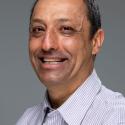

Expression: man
xmin=16 ymin=0 xmax=125 ymax=124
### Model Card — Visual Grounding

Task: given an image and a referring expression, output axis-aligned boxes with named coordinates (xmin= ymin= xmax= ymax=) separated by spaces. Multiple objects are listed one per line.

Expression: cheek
xmin=61 ymin=36 xmax=86 ymax=56
xmin=61 ymin=35 xmax=93 ymax=69
xmin=28 ymin=39 xmax=41 ymax=67
xmin=29 ymin=39 xmax=40 ymax=71
xmin=29 ymin=38 xmax=41 ymax=53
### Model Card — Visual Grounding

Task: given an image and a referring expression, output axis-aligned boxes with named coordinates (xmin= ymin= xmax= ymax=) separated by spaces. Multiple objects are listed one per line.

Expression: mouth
xmin=39 ymin=57 xmax=68 ymax=64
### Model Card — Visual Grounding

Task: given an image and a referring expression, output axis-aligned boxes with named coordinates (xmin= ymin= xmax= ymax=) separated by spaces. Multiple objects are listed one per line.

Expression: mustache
xmin=35 ymin=49 xmax=70 ymax=59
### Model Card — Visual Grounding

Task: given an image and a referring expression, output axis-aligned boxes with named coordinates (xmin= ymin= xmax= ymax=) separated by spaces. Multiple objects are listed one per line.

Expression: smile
xmin=39 ymin=57 xmax=67 ymax=64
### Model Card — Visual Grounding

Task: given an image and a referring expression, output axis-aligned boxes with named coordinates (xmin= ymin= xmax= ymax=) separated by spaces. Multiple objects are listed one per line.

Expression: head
xmin=29 ymin=0 xmax=104 ymax=89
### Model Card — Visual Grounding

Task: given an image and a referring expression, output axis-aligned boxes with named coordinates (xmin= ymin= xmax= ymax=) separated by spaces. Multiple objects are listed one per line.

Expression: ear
xmin=92 ymin=29 xmax=104 ymax=55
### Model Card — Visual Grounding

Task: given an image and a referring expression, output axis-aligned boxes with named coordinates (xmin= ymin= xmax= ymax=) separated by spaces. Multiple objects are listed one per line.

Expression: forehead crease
xmin=33 ymin=10 xmax=84 ymax=24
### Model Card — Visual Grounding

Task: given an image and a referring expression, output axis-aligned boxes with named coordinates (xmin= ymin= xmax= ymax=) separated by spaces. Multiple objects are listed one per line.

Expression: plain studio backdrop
xmin=0 ymin=0 xmax=125 ymax=125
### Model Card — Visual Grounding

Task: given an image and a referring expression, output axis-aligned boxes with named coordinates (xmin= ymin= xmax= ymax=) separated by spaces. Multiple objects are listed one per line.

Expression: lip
xmin=38 ymin=56 xmax=68 ymax=70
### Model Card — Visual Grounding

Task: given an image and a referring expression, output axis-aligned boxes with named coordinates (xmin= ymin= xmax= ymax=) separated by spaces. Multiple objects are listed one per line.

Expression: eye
xmin=30 ymin=26 xmax=45 ymax=37
xmin=60 ymin=26 xmax=76 ymax=35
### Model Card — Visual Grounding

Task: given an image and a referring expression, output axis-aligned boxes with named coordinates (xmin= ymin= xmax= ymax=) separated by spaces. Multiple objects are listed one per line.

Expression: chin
xmin=38 ymin=73 xmax=68 ymax=87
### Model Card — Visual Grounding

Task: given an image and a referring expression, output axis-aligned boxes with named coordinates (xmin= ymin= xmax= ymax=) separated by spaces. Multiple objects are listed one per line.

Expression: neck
xmin=47 ymin=87 xmax=74 ymax=109
xmin=47 ymin=67 xmax=93 ymax=109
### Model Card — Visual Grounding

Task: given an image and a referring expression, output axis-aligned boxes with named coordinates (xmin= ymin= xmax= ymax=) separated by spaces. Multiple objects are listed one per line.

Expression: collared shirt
xmin=16 ymin=70 xmax=125 ymax=125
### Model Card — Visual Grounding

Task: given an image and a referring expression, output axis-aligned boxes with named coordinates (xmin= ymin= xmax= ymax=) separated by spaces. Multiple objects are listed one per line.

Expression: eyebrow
xmin=31 ymin=18 xmax=45 ymax=24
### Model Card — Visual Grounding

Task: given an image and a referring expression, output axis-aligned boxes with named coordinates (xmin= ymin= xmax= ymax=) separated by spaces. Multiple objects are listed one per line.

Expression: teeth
xmin=39 ymin=57 xmax=67 ymax=64
xmin=44 ymin=61 xmax=60 ymax=64
xmin=43 ymin=58 xmax=62 ymax=62
xmin=41 ymin=58 xmax=67 ymax=64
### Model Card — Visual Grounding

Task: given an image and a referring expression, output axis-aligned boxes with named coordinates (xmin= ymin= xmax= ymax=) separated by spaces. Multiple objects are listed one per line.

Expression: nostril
xmin=41 ymin=39 xmax=58 ymax=51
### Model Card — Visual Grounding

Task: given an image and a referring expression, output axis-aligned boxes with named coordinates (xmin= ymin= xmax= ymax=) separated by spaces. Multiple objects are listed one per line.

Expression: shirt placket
xmin=43 ymin=110 xmax=62 ymax=125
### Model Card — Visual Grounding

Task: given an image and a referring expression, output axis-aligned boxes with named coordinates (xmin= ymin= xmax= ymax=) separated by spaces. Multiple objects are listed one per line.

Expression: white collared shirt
xmin=16 ymin=70 xmax=125 ymax=125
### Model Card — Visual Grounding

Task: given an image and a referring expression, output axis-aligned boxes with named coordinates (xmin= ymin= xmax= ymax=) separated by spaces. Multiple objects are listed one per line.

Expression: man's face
xmin=29 ymin=0 xmax=95 ymax=88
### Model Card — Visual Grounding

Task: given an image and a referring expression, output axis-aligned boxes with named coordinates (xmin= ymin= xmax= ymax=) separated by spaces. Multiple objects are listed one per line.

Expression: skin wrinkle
xmin=30 ymin=0 xmax=101 ymax=39
xmin=30 ymin=18 xmax=85 ymax=36
xmin=30 ymin=0 xmax=90 ymax=37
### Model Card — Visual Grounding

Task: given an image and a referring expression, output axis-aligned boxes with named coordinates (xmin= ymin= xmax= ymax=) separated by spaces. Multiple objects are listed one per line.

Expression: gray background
xmin=0 ymin=0 xmax=125 ymax=125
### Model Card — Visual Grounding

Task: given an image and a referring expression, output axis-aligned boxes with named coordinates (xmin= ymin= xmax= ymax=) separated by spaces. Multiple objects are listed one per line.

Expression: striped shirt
xmin=16 ymin=69 xmax=125 ymax=125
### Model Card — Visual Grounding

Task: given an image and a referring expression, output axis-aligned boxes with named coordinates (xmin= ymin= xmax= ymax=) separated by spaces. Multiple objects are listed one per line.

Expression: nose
xmin=41 ymin=30 xmax=58 ymax=51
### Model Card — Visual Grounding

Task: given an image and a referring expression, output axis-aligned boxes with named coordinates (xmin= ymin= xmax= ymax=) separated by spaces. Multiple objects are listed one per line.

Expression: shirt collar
xmin=43 ymin=92 xmax=54 ymax=113
xmin=58 ymin=69 xmax=102 ymax=125
xmin=43 ymin=69 xmax=102 ymax=125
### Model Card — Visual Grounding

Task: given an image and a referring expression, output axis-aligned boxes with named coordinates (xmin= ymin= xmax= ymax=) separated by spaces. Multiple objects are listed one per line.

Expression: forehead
xmin=32 ymin=0 xmax=88 ymax=23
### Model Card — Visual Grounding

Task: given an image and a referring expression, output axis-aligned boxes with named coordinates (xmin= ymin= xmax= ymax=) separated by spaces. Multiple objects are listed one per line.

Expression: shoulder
xmin=97 ymin=86 xmax=125 ymax=124
xmin=16 ymin=103 xmax=43 ymax=125
xmin=100 ymin=86 xmax=125 ymax=109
